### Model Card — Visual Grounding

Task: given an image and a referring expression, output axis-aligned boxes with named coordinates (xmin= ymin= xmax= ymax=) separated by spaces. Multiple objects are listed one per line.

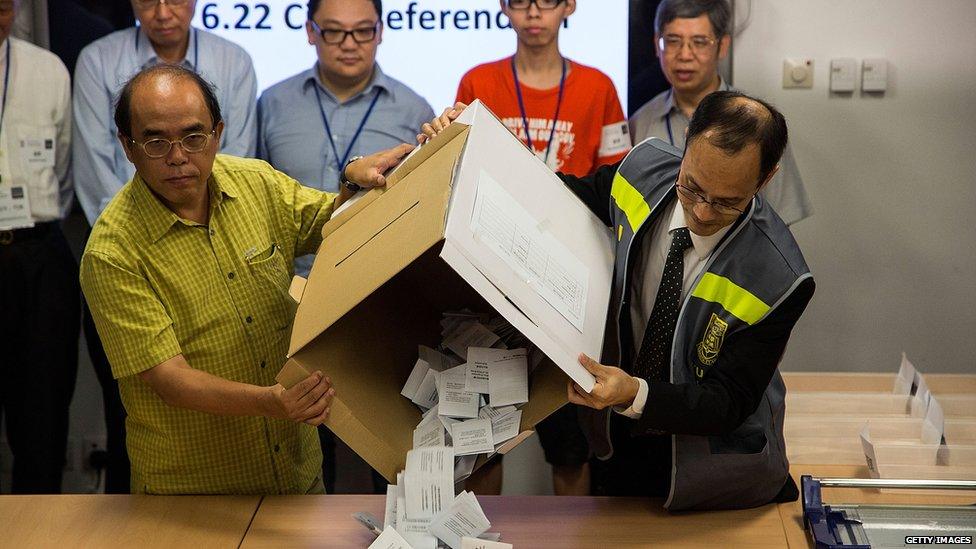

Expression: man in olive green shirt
xmin=80 ymin=64 xmax=410 ymax=494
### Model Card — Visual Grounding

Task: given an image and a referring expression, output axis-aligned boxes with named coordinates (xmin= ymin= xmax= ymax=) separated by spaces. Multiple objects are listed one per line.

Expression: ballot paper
xmin=368 ymin=526 xmax=413 ymax=549
xmin=396 ymin=474 xmax=433 ymax=537
xmin=443 ymin=322 xmax=501 ymax=359
xmin=489 ymin=409 xmax=522 ymax=446
xmin=419 ymin=345 xmax=462 ymax=371
xmin=429 ymin=491 xmax=492 ymax=549
xmin=451 ymin=418 xmax=495 ymax=456
xmin=402 ymin=533 xmax=438 ymax=549
xmin=478 ymin=405 xmax=516 ymax=421
xmin=404 ymin=446 xmax=455 ymax=519
xmin=401 ymin=358 xmax=433 ymax=400
xmin=464 ymin=361 xmax=490 ymax=394
xmin=486 ymin=350 xmax=529 ymax=407
xmin=454 ymin=454 xmax=478 ymax=482
xmin=384 ymin=485 xmax=397 ymax=529
xmin=437 ymin=365 xmax=479 ymax=418
xmin=411 ymin=369 xmax=439 ymax=409
xmin=461 ymin=537 xmax=512 ymax=549
xmin=413 ymin=416 xmax=446 ymax=449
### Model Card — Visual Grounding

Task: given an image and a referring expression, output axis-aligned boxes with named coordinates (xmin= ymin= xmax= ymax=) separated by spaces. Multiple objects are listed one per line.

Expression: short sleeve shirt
xmin=456 ymin=57 xmax=631 ymax=177
xmin=80 ymin=154 xmax=334 ymax=494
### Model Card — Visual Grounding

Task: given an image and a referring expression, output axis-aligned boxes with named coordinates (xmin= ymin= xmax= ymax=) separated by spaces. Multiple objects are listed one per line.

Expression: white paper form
xmin=464 ymin=355 xmax=490 ymax=394
xmin=411 ymin=369 xmax=439 ymax=409
xmin=419 ymin=345 xmax=462 ymax=371
xmin=368 ymin=526 xmax=414 ymax=549
xmin=384 ymin=485 xmax=397 ymax=529
xmin=489 ymin=409 xmax=522 ymax=446
xmin=478 ymin=405 xmax=516 ymax=421
xmin=470 ymin=170 xmax=589 ymax=332
xmin=451 ymin=418 xmax=494 ymax=456
xmin=437 ymin=365 xmax=480 ymax=419
xmin=402 ymin=359 xmax=433 ymax=400
xmin=413 ymin=415 xmax=446 ymax=449
xmin=396 ymin=473 xmax=433 ymax=537
xmin=443 ymin=322 xmax=501 ymax=359
xmin=404 ymin=447 xmax=455 ymax=519
xmin=461 ymin=537 xmax=513 ymax=549
xmin=429 ymin=491 xmax=492 ymax=549
xmin=486 ymin=351 xmax=529 ymax=407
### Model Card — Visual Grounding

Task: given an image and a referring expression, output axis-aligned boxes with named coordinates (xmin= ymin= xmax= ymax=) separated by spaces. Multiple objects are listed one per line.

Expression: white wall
xmin=732 ymin=0 xmax=976 ymax=374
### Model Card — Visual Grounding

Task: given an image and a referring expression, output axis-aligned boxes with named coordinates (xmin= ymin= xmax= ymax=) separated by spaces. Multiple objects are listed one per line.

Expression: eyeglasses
xmin=507 ymin=0 xmax=566 ymax=10
xmin=130 ymin=131 xmax=215 ymax=159
xmin=132 ymin=0 xmax=190 ymax=10
xmin=675 ymin=183 xmax=748 ymax=215
xmin=310 ymin=21 xmax=379 ymax=45
xmin=658 ymin=35 xmax=719 ymax=56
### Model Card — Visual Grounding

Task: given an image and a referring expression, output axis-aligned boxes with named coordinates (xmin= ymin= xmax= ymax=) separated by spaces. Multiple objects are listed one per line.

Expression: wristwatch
xmin=341 ymin=155 xmax=366 ymax=192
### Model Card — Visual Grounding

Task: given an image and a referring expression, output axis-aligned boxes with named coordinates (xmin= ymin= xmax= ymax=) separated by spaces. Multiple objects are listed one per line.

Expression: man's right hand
xmin=266 ymin=371 xmax=335 ymax=426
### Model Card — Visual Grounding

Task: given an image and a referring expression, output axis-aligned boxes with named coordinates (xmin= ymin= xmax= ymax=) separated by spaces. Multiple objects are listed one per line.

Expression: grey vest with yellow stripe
xmin=600 ymin=138 xmax=812 ymax=511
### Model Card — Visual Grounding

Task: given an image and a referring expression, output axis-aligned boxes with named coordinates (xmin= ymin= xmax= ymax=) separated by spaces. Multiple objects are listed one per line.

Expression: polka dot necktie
xmin=632 ymin=227 xmax=693 ymax=382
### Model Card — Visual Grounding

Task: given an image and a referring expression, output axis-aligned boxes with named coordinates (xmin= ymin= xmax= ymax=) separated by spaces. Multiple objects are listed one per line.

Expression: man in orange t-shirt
xmin=456 ymin=1 xmax=630 ymax=178
xmin=455 ymin=0 xmax=630 ymax=498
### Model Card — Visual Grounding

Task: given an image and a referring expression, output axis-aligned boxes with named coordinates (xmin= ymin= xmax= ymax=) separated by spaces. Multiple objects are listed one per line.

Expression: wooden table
xmin=0 ymin=495 xmax=260 ymax=549
xmin=241 ymin=495 xmax=790 ymax=548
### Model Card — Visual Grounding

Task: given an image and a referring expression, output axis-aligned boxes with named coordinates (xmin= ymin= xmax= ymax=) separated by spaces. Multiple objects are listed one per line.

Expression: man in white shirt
xmin=0 ymin=0 xmax=78 ymax=494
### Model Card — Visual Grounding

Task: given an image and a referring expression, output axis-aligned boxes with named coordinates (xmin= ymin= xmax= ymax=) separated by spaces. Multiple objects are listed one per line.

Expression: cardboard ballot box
xmin=276 ymin=101 xmax=614 ymax=481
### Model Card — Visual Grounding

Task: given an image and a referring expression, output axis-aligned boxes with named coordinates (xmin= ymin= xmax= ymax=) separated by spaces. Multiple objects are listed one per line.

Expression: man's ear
xmin=214 ymin=120 xmax=225 ymax=147
xmin=563 ymin=0 xmax=577 ymax=18
xmin=375 ymin=20 xmax=383 ymax=45
xmin=757 ymin=164 xmax=780 ymax=193
xmin=118 ymin=132 xmax=135 ymax=164
xmin=653 ymin=33 xmax=662 ymax=60
xmin=718 ymin=34 xmax=731 ymax=61
xmin=305 ymin=20 xmax=316 ymax=46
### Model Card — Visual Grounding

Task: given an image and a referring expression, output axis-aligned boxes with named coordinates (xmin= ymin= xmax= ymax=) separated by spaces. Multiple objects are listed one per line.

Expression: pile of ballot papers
xmin=369 ymin=310 xmax=533 ymax=549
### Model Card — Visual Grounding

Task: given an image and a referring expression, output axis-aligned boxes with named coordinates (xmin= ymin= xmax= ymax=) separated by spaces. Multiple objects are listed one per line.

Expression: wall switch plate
xmin=783 ymin=58 xmax=814 ymax=89
xmin=862 ymin=58 xmax=888 ymax=92
xmin=830 ymin=58 xmax=857 ymax=92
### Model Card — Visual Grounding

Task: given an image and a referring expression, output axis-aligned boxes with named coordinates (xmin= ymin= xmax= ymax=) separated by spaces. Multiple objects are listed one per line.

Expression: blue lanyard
xmin=134 ymin=27 xmax=199 ymax=70
xmin=510 ymin=56 xmax=567 ymax=165
xmin=312 ymin=84 xmax=381 ymax=183
xmin=664 ymin=89 xmax=675 ymax=146
xmin=0 ymin=40 xmax=10 ymax=145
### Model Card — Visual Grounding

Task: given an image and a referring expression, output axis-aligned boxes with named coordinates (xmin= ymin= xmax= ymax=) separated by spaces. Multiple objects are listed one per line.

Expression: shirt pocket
xmin=246 ymin=242 xmax=298 ymax=331
xmin=13 ymin=124 xmax=58 ymax=217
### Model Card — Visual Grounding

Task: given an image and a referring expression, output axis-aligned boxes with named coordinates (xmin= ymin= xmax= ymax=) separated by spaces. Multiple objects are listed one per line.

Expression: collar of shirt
xmin=651 ymin=76 xmax=732 ymax=120
xmin=302 ymin=62 xmax=393 ymax=103
xmin=665 ymin=195 xmax=733 ymax=262
xmin=135 ymin=26 xmax=198 ymax=70
xmin=132 ymin=166 xmax=238 ymax=243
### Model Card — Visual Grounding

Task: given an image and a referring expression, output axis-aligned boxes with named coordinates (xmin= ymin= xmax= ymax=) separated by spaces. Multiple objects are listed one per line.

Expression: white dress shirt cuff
xmin=613 ymin=377 xmax=649 ymax=419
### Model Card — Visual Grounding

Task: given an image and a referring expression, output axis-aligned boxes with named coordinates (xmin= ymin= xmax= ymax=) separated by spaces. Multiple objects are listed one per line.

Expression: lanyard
xmin=510 ymin=56 xmax=567 ymax=165
xmin=134 ymin=27 xmax=199 ymax=70
xmin=312 ymin=84 xmax=381 ymax=183
xmin=0 ymin=40 xmax=10 ymax=144
xmin=664 ymin=89 xmax=675 ymax=146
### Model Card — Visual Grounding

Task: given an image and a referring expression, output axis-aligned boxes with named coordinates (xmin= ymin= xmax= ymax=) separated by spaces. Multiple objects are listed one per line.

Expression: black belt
xmin=0 ymin=221 xmax=58 ymax=245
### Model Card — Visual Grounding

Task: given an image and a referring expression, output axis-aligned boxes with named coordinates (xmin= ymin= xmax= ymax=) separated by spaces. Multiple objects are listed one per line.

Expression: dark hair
xmin=307 ymin=0 xmax=382 ymax=21
xmin=654 ymin=0 xmax=731 ymax=37
xmin=114 ymin=64 xmax=223 ymax=138
xmin=685 ymin=90 xmax=788 ymax=185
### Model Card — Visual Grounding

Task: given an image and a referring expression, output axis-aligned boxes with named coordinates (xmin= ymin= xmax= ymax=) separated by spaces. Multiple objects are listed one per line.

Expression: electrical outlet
xmin=783 ymin=58 xmax=814 ymax=89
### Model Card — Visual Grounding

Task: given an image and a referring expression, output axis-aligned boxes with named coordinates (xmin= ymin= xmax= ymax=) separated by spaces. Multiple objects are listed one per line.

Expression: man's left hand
xmin=567 ymin=353 xmax=640 ymax=410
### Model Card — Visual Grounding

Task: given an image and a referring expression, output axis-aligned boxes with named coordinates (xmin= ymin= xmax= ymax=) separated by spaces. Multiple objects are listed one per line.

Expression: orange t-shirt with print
xmin=456 ymin=57 xmax=631 ymax=177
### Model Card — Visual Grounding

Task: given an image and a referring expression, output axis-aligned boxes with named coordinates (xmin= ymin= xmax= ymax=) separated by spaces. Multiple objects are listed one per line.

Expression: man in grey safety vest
xmin=559 ymin=90 xmax=815 ymax=510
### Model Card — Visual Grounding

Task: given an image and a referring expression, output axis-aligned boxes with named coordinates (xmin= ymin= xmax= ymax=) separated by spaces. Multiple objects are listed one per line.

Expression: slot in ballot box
xmin=275 ymin=101 xmax=614 ymax=482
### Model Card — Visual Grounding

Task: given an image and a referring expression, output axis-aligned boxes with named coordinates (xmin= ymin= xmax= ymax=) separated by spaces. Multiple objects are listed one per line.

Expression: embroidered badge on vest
xmin=696 ymin=313 xmax=728 ymax=375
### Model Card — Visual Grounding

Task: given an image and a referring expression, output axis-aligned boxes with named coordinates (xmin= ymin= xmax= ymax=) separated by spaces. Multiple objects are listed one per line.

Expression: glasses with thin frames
xmin=675 ymin=183 xmax=748 ymax=216
xmin=310 ymin=21 xmax=379 ymax=45
xmin=658 ymin=35 xmax=719 ymax=56
xmin=132 ymin=0 xmax=190 ymax=10
xmin=130 ymin=131 xmax=215 ymax=159
xmin=507 ymin=0 xmax=566 ymax=10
